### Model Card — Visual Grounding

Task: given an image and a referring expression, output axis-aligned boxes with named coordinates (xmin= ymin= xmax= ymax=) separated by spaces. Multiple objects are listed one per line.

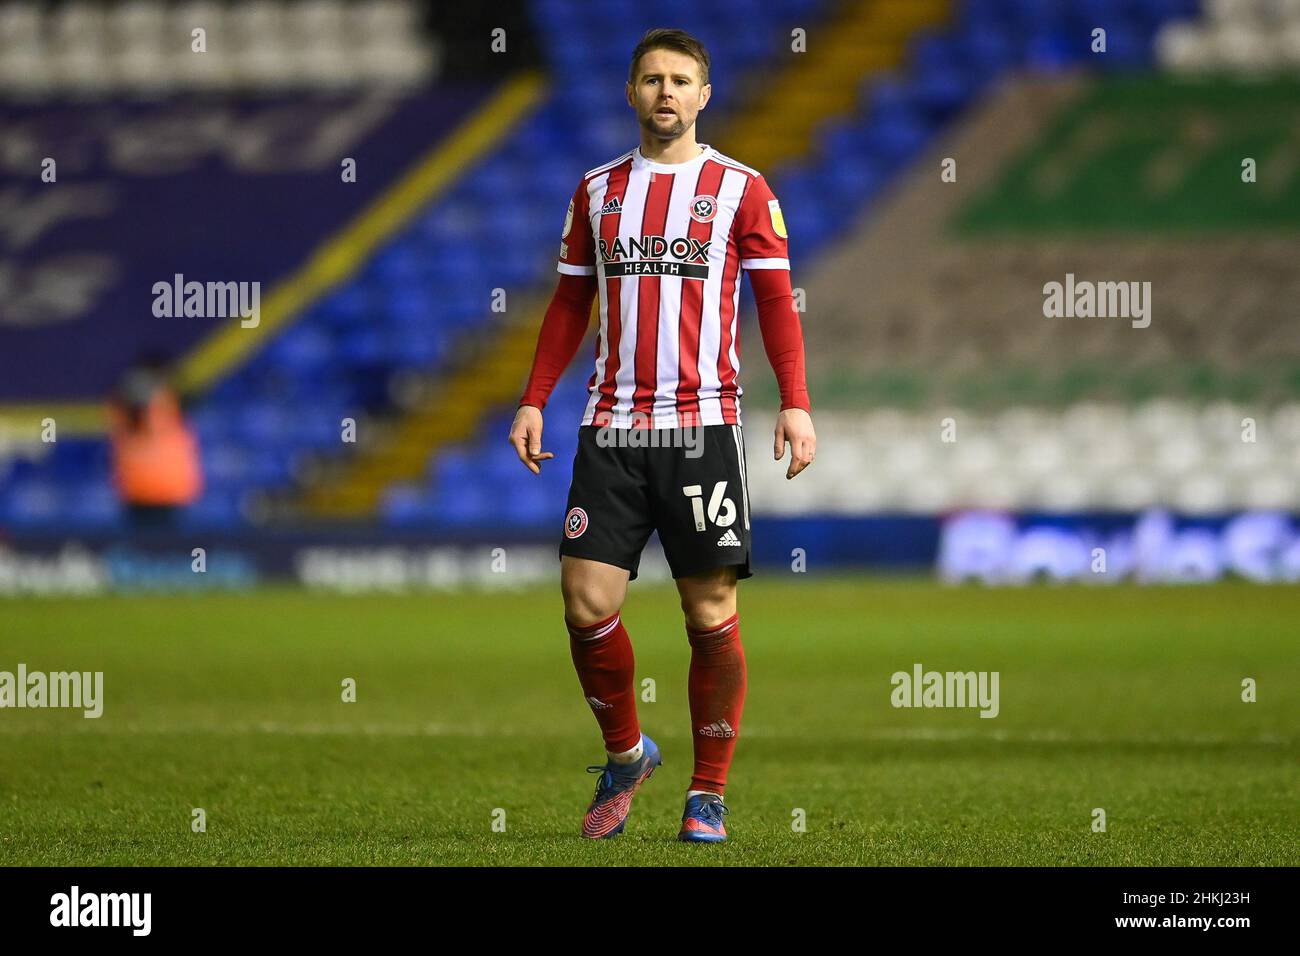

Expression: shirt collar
xmin=632 ymin=143 xmax=714 ymax=172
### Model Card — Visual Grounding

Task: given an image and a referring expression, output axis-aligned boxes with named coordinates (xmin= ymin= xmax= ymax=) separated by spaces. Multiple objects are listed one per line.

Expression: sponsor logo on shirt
xmin=598 ymin=235 xmax=712 ymax=279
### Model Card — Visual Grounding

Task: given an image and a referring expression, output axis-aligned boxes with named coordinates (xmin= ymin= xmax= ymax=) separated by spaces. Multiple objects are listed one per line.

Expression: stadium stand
xmin=3 ymin=0 xmax=1296 ymax=537
xmin=0 ymin=0 xmax=436 ymax=96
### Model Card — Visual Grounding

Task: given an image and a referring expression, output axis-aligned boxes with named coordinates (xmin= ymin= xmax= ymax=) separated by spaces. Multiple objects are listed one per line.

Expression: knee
xmin=680 ymin=586 xmax=736 ymax=632
xmin=562 ymin=579 xmax=621 ymax=627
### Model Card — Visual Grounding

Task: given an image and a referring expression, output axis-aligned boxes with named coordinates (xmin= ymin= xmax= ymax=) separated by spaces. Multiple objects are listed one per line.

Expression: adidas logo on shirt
xmin=600 ymin=197 xmax=622 ymax=214
xmin=716 ymin=529 xmax=742 ymax=547
xmin=699 ymin=719 xmax=736 ymax=738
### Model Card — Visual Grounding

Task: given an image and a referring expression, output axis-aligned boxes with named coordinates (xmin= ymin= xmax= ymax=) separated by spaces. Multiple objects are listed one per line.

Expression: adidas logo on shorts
xmin=716 ymin=529 xmax=741 ymax=547
xmin=699 ymin=719 xmax=736 ymax=738
xmin=586 ymin=696 xmax=613 ymax=710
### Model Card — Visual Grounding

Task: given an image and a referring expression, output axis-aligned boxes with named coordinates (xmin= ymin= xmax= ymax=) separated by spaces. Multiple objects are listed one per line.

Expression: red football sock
xmin=686 ymin=612 xmax=746 ymax=795
xmin=568 ymin=611 xmax=641 ymax=754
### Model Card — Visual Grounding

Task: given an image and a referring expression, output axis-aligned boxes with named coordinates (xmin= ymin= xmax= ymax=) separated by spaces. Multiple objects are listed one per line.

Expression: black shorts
xmin=559 ymin=423 xmax=754 ymax=581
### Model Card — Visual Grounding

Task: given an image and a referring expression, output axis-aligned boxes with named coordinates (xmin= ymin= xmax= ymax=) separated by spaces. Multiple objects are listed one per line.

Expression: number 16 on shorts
xmin=682 ymin=481 xmax=736 ymax=532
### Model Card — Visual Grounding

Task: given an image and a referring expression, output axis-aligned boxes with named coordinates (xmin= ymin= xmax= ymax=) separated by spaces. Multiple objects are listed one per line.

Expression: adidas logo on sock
xmin=698 ymin=719 xmax=736 ymax=738
xmin=716 ymin=529 xmax=741 ymax=547
xmin=586 ymin=696 xmax=613 ymax=710
xmin=601 ymin=197 xmax=623 ymax=214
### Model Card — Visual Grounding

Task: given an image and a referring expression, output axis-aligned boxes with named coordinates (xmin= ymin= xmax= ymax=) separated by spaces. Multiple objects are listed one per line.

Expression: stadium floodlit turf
xmin=1 ymin=578 xmax=1296 ymax=866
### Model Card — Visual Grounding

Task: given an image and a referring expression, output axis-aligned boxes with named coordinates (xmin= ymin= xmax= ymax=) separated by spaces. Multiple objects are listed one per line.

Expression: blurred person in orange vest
xmin=108 ymin=352 xmax=203 ymax=529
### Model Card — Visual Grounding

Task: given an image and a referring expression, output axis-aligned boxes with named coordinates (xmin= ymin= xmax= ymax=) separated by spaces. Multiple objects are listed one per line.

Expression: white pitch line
xmin=0 ymin=721 xmax=1291 ymax=746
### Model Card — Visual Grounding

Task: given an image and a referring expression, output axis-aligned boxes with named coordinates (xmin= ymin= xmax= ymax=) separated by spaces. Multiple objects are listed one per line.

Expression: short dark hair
xmin=628 ymin=28 xmax=710 ymax=87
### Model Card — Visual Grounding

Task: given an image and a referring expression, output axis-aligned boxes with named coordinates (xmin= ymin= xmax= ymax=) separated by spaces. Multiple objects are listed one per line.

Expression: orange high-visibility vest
xmin=109 ymin=389 xmax=203 ymax=506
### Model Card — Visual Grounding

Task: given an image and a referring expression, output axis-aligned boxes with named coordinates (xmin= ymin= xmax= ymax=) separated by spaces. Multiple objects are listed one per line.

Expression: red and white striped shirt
xmin=557 ymin=144 xmax=791 ymax=429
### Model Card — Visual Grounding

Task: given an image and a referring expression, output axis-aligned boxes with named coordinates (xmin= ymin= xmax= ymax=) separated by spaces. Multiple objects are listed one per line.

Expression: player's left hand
xmin=774 ymin=407 xmax=816 ymax=480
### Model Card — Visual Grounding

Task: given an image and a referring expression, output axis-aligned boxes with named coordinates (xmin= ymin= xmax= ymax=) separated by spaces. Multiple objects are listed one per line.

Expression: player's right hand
xmin=509 ymin=404 xmax=554 ymax=475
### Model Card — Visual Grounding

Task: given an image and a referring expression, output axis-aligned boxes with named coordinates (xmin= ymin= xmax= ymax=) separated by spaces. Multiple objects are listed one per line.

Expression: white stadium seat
xmin=743 ymin=400 xmax=1300 ymax=515
xmin=4 ymin=0 xmax=438 ymax=96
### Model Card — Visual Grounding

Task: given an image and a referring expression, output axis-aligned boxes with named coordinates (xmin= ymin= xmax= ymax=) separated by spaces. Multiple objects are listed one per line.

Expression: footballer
xmin=509 ymin=28 xmax=816 ymax=842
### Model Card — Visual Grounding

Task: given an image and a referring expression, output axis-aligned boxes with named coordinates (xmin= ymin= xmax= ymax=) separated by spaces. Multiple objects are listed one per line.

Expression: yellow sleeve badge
xmin=767 ymin=198 xmax=787 ymax=239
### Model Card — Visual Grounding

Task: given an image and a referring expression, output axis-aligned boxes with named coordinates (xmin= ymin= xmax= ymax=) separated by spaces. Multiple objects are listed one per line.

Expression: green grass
xmin=1 ymin=579 xmax=1296 ymax=866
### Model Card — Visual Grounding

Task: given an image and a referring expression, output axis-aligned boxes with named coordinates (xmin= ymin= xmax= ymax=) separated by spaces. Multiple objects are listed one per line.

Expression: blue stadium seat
xmin=862 ymin=113 xmax=932 ymax=169
xmin=49 ymin=440 xmax=108 ymax=481
xmin=183 ymin=488 xmax=245 ymax=528
xmin=912 ymin=69 xmax=976 ymax=121
xmin=3 ymin=480 xmax=62 ymax=528
xmin=1024 ymin=29 xmax=1085 ymax=70
xmin=910 ymin=32 xmax=962 ymax=73
xmin=63 ymin=481 xmax=121 ymax=528
xmin=1093 ymin=23 xmax=1150 ymax=69
xmin=429 ymin=445 xmax=478 ymax=486
xmin=381 ymin=483 xmax=429 ymax=525
xmin=818 ymin=118 xmax=873 ymax=159
xmin=956 ymin=23 xmax=1020 ymax=81
xmin=438 ymin=482 xmax=497 ymax=526
xmin=502 ymin=476 xmax=557 ymax=526
xmin=3 ymin=457 xmax=42 ymax=485
xmin=824 ymin=158 xmax=884 ymax=207
xmin=1006 ymin=0 xmax=1070 ymax=26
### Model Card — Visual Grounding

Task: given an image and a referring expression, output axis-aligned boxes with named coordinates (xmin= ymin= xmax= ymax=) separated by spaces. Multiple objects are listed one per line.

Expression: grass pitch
xmin=1 ymin=578 xmax=1296 ymax=866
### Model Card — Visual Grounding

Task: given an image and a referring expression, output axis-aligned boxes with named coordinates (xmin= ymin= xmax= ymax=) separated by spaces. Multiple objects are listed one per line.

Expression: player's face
xmin=627 ymin=48 xmax=711 ymax=142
